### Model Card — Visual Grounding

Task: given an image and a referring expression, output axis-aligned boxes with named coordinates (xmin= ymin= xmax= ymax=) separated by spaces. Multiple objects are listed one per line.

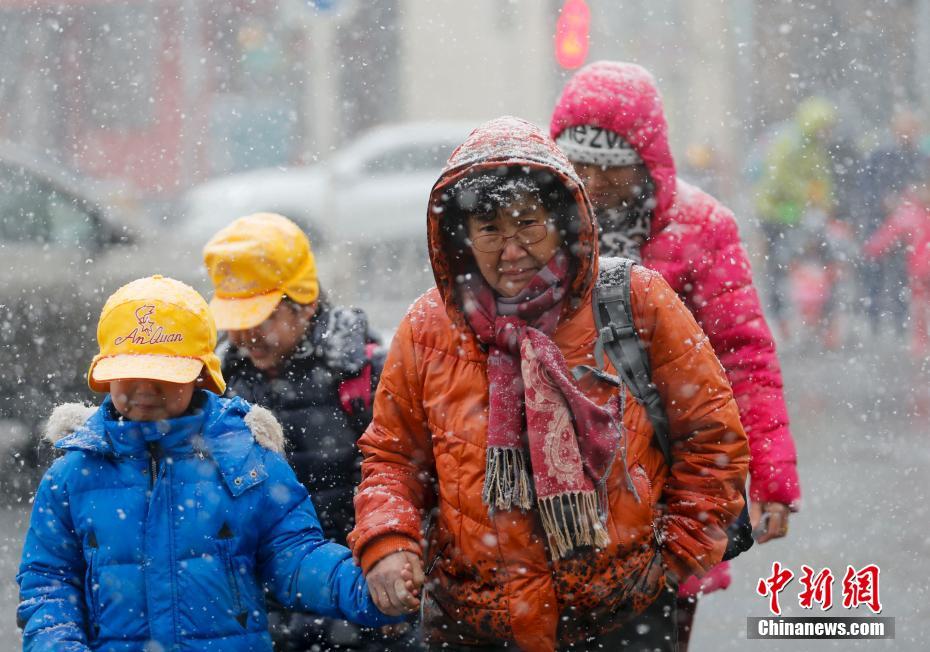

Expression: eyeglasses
xmin=469 ymin=223 xmax=551 ymax=253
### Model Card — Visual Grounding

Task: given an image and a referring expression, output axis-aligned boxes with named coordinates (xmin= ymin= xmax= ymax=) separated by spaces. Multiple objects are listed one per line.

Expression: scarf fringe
xmin=538 ymin=491 xmax=611 ymax=560
xmin=483 ymin=447 xmax=533 ymax=511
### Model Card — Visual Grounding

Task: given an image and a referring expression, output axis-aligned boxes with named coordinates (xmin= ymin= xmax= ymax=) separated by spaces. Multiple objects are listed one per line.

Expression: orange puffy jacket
xmin=348 ymin=117 xmax=749 ymax=651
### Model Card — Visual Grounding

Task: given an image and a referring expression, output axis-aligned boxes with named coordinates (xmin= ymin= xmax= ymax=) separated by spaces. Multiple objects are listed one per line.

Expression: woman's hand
xmin=366 ymin=551 xmax=424 ymax=616
xmin=750 ymin=501 xmax=791 ymax=543
xmin=401 ymin=558 xmax=427 ymax=599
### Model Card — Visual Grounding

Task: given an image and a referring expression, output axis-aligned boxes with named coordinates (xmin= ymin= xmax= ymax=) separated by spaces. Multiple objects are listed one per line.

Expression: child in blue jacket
xmin=17 ymin=275 xmax=405 ymax=651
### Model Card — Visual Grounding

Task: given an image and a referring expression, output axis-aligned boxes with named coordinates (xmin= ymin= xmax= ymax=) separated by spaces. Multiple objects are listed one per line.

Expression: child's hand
xmin=366 ymin=551 xmax=424 ymax=616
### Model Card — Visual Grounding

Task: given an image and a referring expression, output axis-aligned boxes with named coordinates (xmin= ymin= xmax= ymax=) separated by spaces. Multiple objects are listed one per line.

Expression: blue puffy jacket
xmin=17 ymin=391 xmax=396 ymax=651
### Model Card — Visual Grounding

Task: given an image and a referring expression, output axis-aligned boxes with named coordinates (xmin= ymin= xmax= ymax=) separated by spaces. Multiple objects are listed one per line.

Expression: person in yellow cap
xmin=17 ymin=275 xmax=403 ymax=652
xmin=203 ymin=213 xmax=396 ymax=651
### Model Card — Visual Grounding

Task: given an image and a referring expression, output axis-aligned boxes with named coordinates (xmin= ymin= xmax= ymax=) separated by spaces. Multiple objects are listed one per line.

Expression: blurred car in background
xmin=0 ymin=144 xmax=204 ymax=495
xmin=181 ymin=122 xmax=473 ymax=301
xmin=182 ymin=121 xmax=474 ymax=314
xmin=182 ymin=121 xmax=473 ymax=246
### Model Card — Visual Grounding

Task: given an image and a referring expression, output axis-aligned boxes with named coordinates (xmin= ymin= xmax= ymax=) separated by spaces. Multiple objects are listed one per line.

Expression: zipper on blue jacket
xmin=217 ymin=523 xmax=248 ymax=628
xmin=87 ymin=530 xmax=101 ymax=640
xmin=147 ymin=442 xmax=161 ymax=490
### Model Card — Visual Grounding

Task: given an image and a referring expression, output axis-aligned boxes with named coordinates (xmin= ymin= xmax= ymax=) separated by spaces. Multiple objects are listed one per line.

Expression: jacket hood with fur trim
xmin=45 ymin=392 xmax=284 ymax=454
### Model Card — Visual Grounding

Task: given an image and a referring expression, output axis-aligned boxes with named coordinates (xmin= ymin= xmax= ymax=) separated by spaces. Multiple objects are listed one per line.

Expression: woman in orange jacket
xmin=348 ymin=117 xmax=749 ymax=651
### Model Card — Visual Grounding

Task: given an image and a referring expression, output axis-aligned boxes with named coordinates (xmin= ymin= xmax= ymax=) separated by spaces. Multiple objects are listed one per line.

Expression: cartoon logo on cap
xmin=114 ymin=305 xmax=185 ymax=346
xmin=135 ymin=305 xmax=156 ymax=337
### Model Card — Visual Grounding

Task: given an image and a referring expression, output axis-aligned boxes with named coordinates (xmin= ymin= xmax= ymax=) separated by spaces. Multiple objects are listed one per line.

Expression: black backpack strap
xmin=581 ymin=257 xmax=673 ymax=467
xmin=576 ymin=257 xmax=754 ymax=561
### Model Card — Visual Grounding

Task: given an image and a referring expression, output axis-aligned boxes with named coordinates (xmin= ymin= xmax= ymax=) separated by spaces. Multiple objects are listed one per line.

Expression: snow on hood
xmin=426 ymin=116 xmax=599 ymax=326
xmin=550 ymin=61 xmax=678 ymax=234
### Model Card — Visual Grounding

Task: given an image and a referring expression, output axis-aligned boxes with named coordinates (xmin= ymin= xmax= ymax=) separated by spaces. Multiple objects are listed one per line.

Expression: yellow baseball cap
xmin=87 ymin=275 xmax=225 ymax=394
xmin=202 ymin=213 xmax=319 ymax=331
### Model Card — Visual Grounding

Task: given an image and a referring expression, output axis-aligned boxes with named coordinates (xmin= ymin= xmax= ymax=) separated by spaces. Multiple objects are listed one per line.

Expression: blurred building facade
xmin=0 ymin=0 xmax=313 ymax=196
xmin=0 ymin=0 xmax=927 ymax=205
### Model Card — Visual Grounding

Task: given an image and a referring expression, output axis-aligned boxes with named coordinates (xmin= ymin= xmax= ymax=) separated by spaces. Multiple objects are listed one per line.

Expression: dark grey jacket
xmin=221 ymin=304 xmax=384 ymax=543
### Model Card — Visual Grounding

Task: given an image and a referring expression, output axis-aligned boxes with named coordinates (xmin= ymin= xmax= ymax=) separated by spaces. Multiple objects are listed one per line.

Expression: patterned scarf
xmin=594 ymin=183 xmax=656 ymax=263
xmin=461 ymin=251 xmax=622 ymax=559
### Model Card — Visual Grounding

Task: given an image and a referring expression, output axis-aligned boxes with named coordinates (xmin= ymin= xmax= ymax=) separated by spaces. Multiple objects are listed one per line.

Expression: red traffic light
xmin=555 ymin=0 xmax=590 ymax=70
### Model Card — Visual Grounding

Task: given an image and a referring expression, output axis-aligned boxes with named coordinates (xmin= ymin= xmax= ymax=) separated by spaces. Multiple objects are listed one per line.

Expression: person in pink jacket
xmin=551 ymin=61 xmax=802 ymax=649
xmin=865 ymin=178 xmax=930 ymax=356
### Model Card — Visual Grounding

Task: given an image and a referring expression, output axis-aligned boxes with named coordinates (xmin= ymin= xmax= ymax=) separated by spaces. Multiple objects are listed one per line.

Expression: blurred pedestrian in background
xmin=203 ymin=213 xmax=397 ymax=651
xmin=754 ymin=96 xmax=837 ymax=339
xmin=858 ymin=109 xmax=924 ymax=335
xmin=551 ymin=61 xmax=801 ymax=651
xmin=865 ymin=157 xmax=930 ymax=357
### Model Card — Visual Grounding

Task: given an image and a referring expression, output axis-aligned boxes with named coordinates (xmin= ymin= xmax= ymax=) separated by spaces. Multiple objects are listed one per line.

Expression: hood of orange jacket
xmin=428 ymin=115 xmax=599 ymax=324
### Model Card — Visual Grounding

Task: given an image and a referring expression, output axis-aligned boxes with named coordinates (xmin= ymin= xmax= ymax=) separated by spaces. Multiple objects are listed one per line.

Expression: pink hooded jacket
xmin=552 ymin=61 xmax=801 ymax=596
xmin=865 ymin=194 xmax=930 ymax=283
